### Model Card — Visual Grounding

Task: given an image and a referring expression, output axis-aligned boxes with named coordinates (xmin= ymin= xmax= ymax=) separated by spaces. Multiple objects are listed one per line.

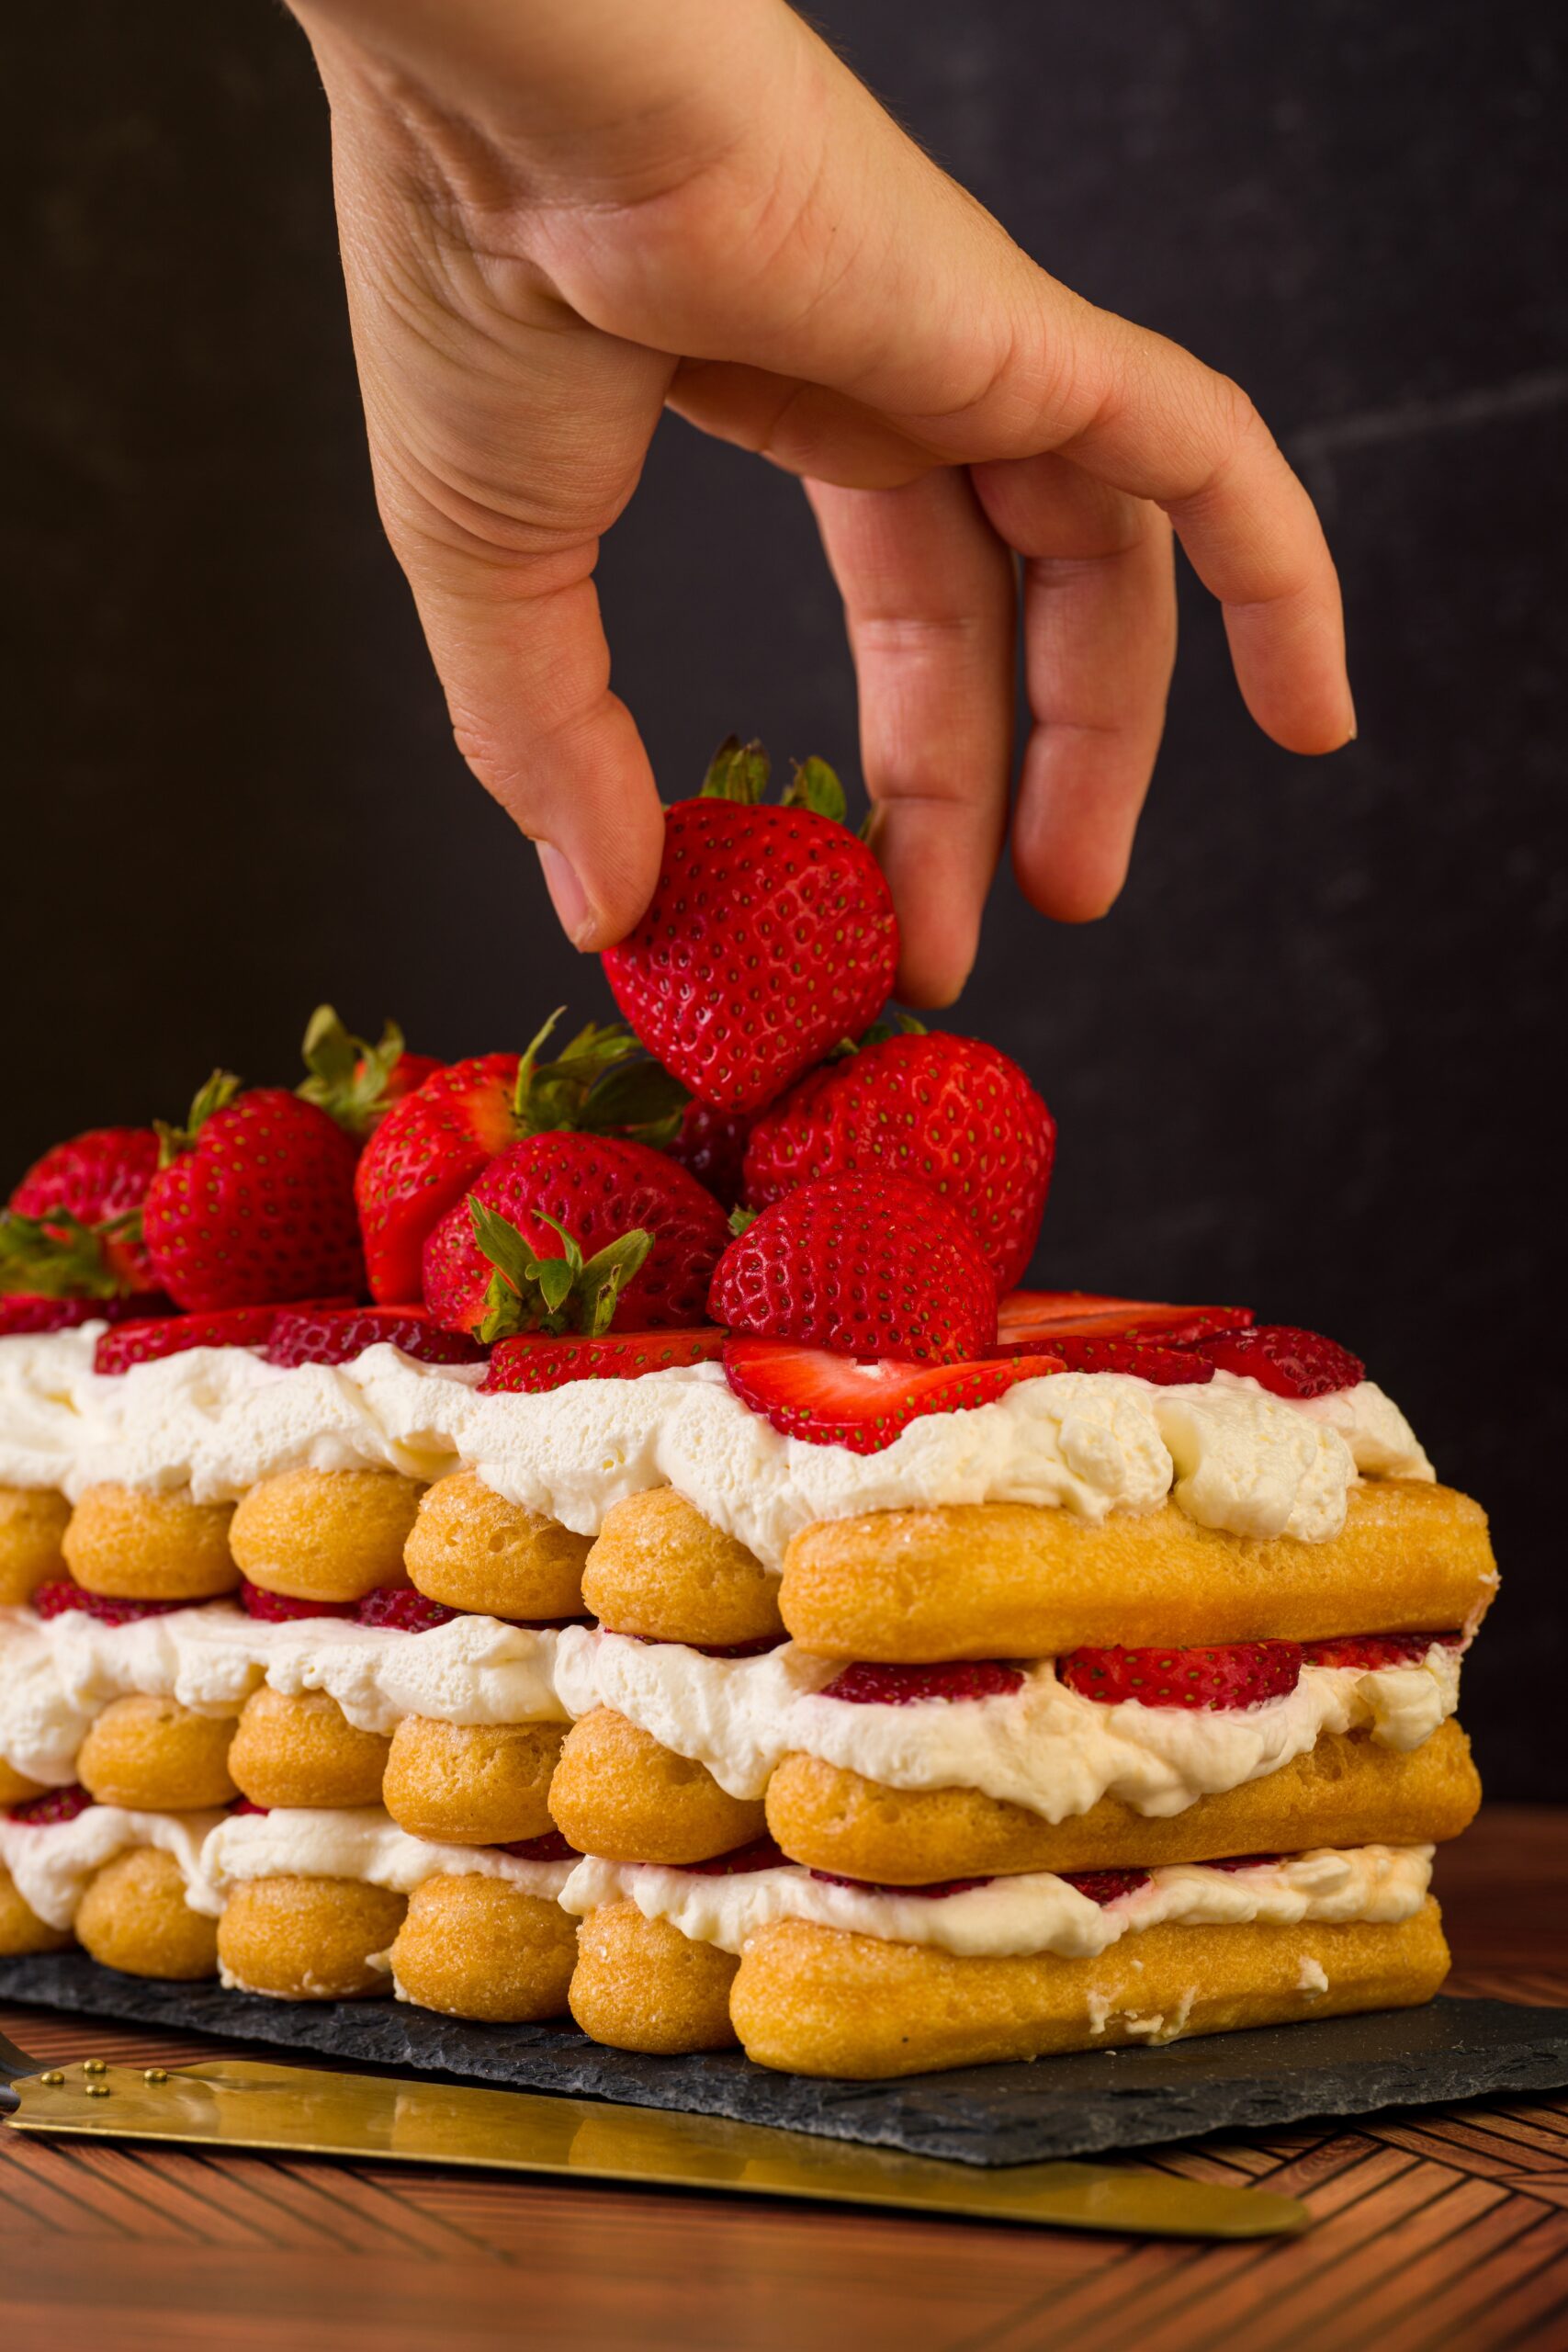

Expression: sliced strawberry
xmin=1193 ymin=1324 xmax=1364 ymax=1398
xmin=480 ymin=1328 xmax=727 ymax=1394
xmin=1058 ymin=1641 xmax=1303 ymax=1710
xmin=30 ymin=1581 xmax=198 ymax=1626
xmin=723 ymin=1336 xmax=1066 ymax=1454
xmin=355 ymin=1587 xmax=457 ymax=1633
xmin=819 ymin=1661 xmax=1026 ymax=1706
xmin=807 ymin=1868 xmax=992 ymax=1899
xmin=0 ymin=1294 xmax=158 ymax=1338
xmin=1059 ymin=1868 xmax=1151 ymax=1905
xmin=996 ymin=1291 xmax=1254 ymax=1349
xmin=1302 ymin=1631 xmax=1461 ymax=1670
xmin=6 ymin=1783 xmax=95 ymax=1826
xmin=265 ymin=1306 xmax=485 ymax=1369
xmin=230 ymin=1798 xmax=272 ymax=1817
xmin=238 ymin=1578 xmax=355 ymax=1623
xmin=619 ymin=1630 xmax=785 ymax=1659
xmin=1042 ymin=1337 xmax=1214 ymax=1385
xmin=682 ymin=1837 xmax=793 ymax=1876
xmin=497 ymin=1829 xmax=581 ymax=1862
xmin=94 ymin=1299 xmax=356 ymax=1375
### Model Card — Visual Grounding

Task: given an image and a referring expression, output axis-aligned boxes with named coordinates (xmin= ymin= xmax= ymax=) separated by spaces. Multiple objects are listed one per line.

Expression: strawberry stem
xmin=0 ymin=1207 xmax=123 ymax=1300
xmin=297 ymin=1004 xmax=408 ymax=1137
xmin=468 ymin=1199 xmax=654 ymax=1342
xmin=781 ymin=755 xmax=846 ymax=825
xmin=700 ymin=735 xmax=771 ymax=805
xmin=155 ymin=1069 xmax=242 ymax=1165
xmin=512 ymin=1012 xmax=688 ymax=1146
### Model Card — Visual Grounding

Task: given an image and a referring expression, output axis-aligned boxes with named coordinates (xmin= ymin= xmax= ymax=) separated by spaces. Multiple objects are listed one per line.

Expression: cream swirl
xmin=0 ymin=1329 xmax=1431 ymax=1564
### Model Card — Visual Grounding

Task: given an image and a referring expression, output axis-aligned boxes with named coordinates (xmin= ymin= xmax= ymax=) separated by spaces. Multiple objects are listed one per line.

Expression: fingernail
xmin=536 ymin=842 xmax=597 ymax=949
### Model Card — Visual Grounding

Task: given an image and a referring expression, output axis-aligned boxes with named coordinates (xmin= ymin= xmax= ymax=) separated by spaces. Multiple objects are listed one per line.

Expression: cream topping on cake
xmin=555 ymin=1629 xmax=1462 ymax=1814
xmin=0 ymin=1329 xmax=1432 ymax=1564
xmin=560 ymin=1841 xmax=1434 ymax=1960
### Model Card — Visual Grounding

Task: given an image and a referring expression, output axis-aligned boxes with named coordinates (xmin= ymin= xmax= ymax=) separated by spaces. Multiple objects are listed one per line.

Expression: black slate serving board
xmin=4 ymin=1955 xmax=1566 ymax=2166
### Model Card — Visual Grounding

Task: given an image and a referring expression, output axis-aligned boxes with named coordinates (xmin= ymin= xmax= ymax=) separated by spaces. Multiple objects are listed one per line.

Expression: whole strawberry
xmin=355 ymin=1013 xmax=685 ymax=1303
xmin=141 ymin=1075 xmax=365 ymax=1310
xmin=423 ymin=1132 xmax=730 ymax=1340
xmin=666 ymin=1098 xmax=755 ymax=1209
xmin=710 ymin=1174 xmax=998 ymax=1363
xmin=1 ymin=1124 xmax=161 ymax=1299
xmin=602 ymin=740 xmax=899 ymax=1113
xmin=744 ymin=1031 xmax=1055 ymax=1293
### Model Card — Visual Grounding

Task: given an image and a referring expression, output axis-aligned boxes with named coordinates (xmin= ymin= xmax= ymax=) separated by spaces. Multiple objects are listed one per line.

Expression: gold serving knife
xmin=2 ymin=2040 xmax=1307 ymax=2238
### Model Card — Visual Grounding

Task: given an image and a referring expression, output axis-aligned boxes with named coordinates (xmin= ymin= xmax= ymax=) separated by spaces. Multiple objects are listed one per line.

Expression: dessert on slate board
xmin=0 ymin=743 xmax=1493 ymax=2077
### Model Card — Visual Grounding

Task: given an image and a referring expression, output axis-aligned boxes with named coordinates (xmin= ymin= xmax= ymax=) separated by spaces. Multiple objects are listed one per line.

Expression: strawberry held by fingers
xmin=709 ymin=1173 xmax=998 ymax=1363
xmin=141 ymin=1074 xmax=365 ymax=1310
xmin=423 ymin=1131 xmax=730 ymax=1340
xmin=0 ymin=1124 xmax=161 ymax=1299
xmin=354 ymin=1013 xmax=686 ymax=1303
xmin=744 ymin=1030 xmax=1055 ymax=1293
xmin=602 ymin=739 xmax=899 ymax=1114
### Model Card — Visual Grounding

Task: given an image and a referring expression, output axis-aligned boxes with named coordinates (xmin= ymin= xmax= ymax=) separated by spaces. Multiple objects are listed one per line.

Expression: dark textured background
xmin=3 ymin=5 xmax=1563 ymax=1788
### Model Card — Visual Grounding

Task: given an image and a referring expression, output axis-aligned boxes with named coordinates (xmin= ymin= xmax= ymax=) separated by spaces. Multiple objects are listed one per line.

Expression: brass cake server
xmin=5 ymin=2053 xmax=1308 ymax=2237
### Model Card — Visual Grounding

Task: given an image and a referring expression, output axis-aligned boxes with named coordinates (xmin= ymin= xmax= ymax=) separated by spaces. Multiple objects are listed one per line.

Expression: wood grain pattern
xmin=3 ymin=1805 xmax=1565 ymax=2351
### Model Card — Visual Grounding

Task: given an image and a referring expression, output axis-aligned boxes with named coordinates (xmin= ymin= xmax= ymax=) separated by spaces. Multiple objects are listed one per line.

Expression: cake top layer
xmin=0 ymin=1325 xmax=1429 ymax=1566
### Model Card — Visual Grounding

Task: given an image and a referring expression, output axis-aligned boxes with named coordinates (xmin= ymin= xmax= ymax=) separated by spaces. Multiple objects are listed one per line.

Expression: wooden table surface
xmin=4 ymin=1805 xmax=1566 ymax=2352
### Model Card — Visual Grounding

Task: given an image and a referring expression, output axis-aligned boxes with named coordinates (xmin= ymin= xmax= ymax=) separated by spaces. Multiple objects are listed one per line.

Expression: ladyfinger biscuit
xmin=782 ymin=1484 xmax=1495 ymax=1661
xmin=217 ymin=1875 xmax=408 ymax=1999
xmin=0 ymin=1487 xmax=71 ymax=1604
xmin=62 ymin=1485 xmax=238 ymax=1602
xmin=73 ymin=1847 xmax=220 ymax=1980
xmin=228 ymin=1687 xmax=392 ymax=1811
xmin=404 ymin=1470 xmax=590 ymax=1620
xmin=0 ymin=1862 xmax=73 ymax=1956
xmin=381 ymin=1716 xmax=565 ymax=1846
xmin=390 ymin=1872 xmax=577 ymax=2023
xmin=766 ymin=1719 xmax=1482 ymax=1883
xmin=77 ymin=1693 xmax=239 ymax=1813
xmin=549 ymin=1706 xmax=767 ymax=1865
xmin=569 ymin=1897 xmax=739 ymax=2053
xmin=584 ymin=1489 xmax=784 ymax=1648
xmin=230 ymin=1467 xmax=423 ymax=1602
xmin=730 ymin=1902 xmax=1450 ymax=2077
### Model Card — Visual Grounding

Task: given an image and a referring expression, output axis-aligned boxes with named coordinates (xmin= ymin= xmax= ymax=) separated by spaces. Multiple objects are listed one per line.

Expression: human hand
xmin=287 ymin=0 xmax=1353 ymax=1005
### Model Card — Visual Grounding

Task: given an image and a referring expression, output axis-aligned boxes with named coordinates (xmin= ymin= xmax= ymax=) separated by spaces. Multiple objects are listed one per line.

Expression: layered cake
xmin=0 ymin=748 xmax=1495 ymax=2077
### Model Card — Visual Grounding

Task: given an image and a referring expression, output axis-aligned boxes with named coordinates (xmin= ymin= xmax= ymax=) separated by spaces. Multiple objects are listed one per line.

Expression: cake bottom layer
xmin=569 ymin=1897 xmax=1450 ymax=2077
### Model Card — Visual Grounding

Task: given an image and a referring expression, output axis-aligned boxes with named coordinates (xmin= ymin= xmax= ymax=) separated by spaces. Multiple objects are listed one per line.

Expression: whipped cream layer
xmin=556 ymin=1630 xmax=1461 ymax=1816
xmin=0 ymin=1602 xmax=570 ymax=1784
xmin=0 ymin=1803 xmax=229 ymax=1928
xmin=200 ymin=1805 xmax=573 ymax=1907
xmin=561 ymin=1842 xmax=1434 ymax=1960
xmin=0 ymin=1800 xmax=571 ymax=1928
xmin=0 ymin=1329 xmax=1431 ymax=1563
